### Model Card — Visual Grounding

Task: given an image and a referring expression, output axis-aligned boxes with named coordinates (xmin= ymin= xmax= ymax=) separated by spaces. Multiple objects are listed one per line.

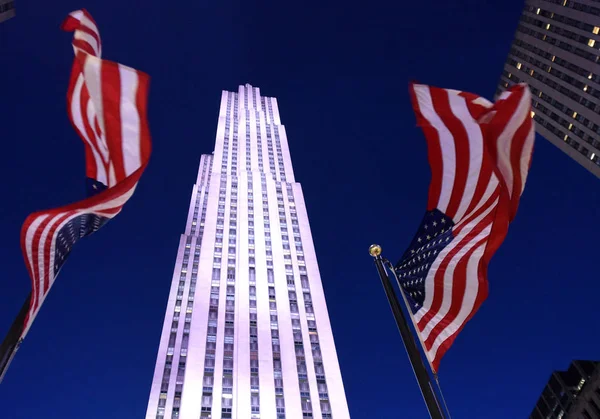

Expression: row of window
xmin=279 ymin=185 xmax=332 ymax=418
xmin=516 ymin=20 xmax=600 ymax=66
xmin=156 ymin=154 xmax=215 ymax=418
xmin=156 ymin=234 xmax=202 ymax=418
xmin=201 ymin=164 xmax=239 ymax=418
xmin=522 ymin=11 xmax=600 ymax=52
xmin=247 ymin=181 xmax=262 ymax=418
xmin=190 ymin=156 xmax=212 ymax=237
xmin=261 ymin=178 xmax=288 ymax=419
xmin=542 ymin=0 xmax=600 ymax=18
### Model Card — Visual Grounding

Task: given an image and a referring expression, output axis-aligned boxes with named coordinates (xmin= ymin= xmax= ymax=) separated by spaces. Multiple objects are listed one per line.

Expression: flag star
xmin=426 ymin=235 xmax=431 ymax=240
xmin=417 ymin=237 xmax=422 ymax=243
xmin=424 ymin=224 xmax=428 ymax=229
xmin=441 ymin=218 xmax=446 ymax=224
xmin=432 ymin=221 xmax=438 ymax=226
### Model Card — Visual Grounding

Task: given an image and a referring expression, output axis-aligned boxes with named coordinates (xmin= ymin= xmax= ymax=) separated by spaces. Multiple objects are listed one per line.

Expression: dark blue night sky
xmin=1 ymin=1 xmax=599 ymax=418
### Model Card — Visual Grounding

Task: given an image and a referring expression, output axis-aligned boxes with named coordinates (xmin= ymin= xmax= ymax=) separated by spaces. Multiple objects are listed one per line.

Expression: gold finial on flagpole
xmin=368 ymin=244 xmax=382 ymax=257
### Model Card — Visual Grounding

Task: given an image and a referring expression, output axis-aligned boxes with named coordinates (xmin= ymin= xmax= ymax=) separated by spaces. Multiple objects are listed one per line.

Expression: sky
xmin=1 ymin=1 xmax=599 ymax=418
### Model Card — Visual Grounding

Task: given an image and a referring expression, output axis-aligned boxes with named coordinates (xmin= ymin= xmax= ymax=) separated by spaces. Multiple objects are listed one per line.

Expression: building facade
xmin=145 ymin=84 xmax=350 ymax=419
xmin=530 ymin=360 xmax=600 ymax=418
xmin=496 ymin=0 xmax=600 ymax=178
xmin=0 ymin=0 xmax=15 ymax=23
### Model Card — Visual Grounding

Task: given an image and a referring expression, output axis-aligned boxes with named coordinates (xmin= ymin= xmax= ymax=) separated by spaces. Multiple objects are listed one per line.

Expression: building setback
xmin=496 ymin=0 xmax=600 ymax=178
xmin=145 ymin=84 xmax=351 ymax=419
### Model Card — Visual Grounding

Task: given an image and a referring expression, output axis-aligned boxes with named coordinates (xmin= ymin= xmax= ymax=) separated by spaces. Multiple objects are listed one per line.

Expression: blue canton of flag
xmin=394 ymin=209 xmax=455 ymax=313
xmin=54 ymin=213 xmax=110 ymax=275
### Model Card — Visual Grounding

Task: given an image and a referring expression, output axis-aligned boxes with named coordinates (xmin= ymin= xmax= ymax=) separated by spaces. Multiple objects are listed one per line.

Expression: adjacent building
xmin=530 ymin=360 xmax=600 ymax=418
xmin=145 ymin=84 xmax=350 ymax=419
xmin=496 ymin=0 xmax=600 ymax=178
xmin=0 ymin=0 xmax=15 ymax=23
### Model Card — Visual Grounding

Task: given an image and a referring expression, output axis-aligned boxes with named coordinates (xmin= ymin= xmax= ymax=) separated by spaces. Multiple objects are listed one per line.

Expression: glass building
xmin=496 ymin=0 xmax=600 ymax=178
xmin=145 ymin=84 xmax=350 ymax=419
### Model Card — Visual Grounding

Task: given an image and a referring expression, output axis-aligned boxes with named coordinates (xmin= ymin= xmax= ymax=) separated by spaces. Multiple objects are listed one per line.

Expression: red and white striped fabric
xmin=395 ymin=83 xmax=534 ymax=372
xmin=19 ymin=9 xmax=151 ymax=337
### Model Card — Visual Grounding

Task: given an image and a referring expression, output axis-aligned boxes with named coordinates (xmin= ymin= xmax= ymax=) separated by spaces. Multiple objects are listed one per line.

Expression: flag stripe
xmin=423 ymin=220 xmax=494 ymax=350
xmin=447 ymin=94 xmax=483 ymax=221
xmin=432 ymin=89 xmax=470 ymax=220
xmin=101 ymin=61 xmax=127 ymax=182
xmin=412 ymin=85 xmax=455 ymax=213
xmin=428 ymin=237 xmax=489 ymax=361
xmin=119 ymin=66 xmax=142 ymax=175
xmin=409 ymin=85 xmax=443 ymax=211
xmin=136 ymin=71 xmax=152 ymax=164
xmin=416 ymin=195 xmax=499 ymax=331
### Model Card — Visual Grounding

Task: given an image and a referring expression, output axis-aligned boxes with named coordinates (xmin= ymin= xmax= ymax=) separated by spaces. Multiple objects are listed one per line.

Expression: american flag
xmin=394 ymin=83 xmax=534 ymax=373
xmin=19 ymin=9 xmax=151 ymax=337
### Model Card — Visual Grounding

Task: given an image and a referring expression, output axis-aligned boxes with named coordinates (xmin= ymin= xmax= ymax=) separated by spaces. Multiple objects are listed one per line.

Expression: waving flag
xmin=18 ymin=9 xmax=151 ymax=338
xmin=394 ymin=83 xmax=534 ymax=372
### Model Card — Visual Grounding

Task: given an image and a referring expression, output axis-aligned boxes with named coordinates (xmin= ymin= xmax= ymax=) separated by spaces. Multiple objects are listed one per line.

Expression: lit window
xmin=516 ymin=62 xmax=522 ymax=69
xmin=589 ymin=39 xmax=596 ymax=47
xmin=573 ymin=111 xmax=578 ymax=118
xmin=530 ymin=111 xmax=535 ymax=118
xmin=589 ymin=73 xmax=593 ymax=80
xmin=591 ymin=152 xmax=596 ymax=160
xmin=595 ymin=27 xmax=600 ymax=35
xmin=562 ymin=0 xmax=567 ymax=5
xmin=564 ymin=134 xmax=569 ymax=141
xmin=584 ymin=85 xmax=589 ymax=92
xmin=551 ymin=55 xmax=556 ymax=62
xmin=536 ymin=7 xmax=540 ymax=14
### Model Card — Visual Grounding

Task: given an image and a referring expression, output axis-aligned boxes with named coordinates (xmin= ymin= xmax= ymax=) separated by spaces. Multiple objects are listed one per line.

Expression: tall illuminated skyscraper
xmin=145 ymin=84 xmax=350 ymax=419
xmin=496 ymin=0 xmax=600 ymax=178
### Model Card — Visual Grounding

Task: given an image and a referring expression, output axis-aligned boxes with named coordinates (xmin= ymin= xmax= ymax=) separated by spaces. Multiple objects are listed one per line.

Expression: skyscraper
xmin=0 ymin=0 xmax=15 ymax=23
xmin=496 ymin=0 xmax=600 ymax=178
xmin=529 ymin=360 xmax=600 ymax=418
xmin=145 ymin=84 xmax=350 ymax=419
